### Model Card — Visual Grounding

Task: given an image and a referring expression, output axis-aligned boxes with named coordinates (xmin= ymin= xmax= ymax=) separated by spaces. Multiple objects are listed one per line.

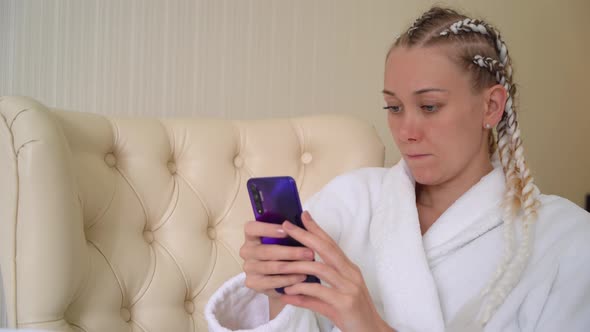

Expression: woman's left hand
xmin=279 ymin=211 xmax=395 ymax=332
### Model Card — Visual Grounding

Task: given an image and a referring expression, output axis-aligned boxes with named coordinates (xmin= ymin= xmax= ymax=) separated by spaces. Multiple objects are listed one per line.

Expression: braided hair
xmin=391 ymin=7 xmax=541 ymax=325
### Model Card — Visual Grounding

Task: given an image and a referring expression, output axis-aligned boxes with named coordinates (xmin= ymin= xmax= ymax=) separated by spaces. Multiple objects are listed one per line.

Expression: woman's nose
xmin=398 ymin=112 xmax=423 ymax=143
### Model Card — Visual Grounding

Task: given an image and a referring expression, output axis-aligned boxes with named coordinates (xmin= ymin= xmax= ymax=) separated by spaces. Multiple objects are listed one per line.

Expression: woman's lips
xmin=405 ymin=154 xmax=431 ymax=160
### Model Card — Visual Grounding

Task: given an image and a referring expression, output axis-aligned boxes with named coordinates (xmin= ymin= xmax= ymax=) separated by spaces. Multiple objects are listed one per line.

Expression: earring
xmin=485 ymin=124 xmax=491 ymax=129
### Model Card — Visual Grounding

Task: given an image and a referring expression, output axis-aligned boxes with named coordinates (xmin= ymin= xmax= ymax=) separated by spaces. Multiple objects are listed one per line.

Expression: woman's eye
xmin=421 ymin=105 xmax=438 ymax=113
xmin=383 ymin=105 xmax=402 ymax=113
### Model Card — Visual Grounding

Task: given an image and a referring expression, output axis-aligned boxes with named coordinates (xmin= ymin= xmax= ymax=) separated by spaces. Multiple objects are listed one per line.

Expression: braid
xmin=407 ymin=13 xmax=432 ymax=36
xmin=471 ymin=55 xmax=519 ymax=303
xmin=438 ymin=18 xmax=541 ymax=324
xmin=397 ymin=7 xmax=463 ymax=46
xmin=407 ymin=7 xmax=459 ymax=37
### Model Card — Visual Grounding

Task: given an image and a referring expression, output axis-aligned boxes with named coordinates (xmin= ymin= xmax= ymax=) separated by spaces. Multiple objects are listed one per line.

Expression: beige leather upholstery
xmin=0 ymin=96 xmax=384 ymax=331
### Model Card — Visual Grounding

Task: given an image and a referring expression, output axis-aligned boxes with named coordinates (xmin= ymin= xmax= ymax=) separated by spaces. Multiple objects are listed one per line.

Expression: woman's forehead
xmin=384 ymin=46 xmax=467 ymax=94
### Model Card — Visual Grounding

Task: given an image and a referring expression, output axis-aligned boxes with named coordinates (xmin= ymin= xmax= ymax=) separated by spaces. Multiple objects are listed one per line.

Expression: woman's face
xmin=384 ymin=46 xmax=490 ymax=186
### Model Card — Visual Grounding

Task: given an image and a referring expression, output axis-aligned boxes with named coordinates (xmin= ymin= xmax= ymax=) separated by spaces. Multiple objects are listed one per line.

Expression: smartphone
xmin=247 ymin=176 xmax=320 ymax=292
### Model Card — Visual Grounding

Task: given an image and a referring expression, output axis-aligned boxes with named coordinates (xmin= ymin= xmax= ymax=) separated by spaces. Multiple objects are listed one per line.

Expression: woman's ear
xmin=483 ymin=84 xmax=508 ymax=128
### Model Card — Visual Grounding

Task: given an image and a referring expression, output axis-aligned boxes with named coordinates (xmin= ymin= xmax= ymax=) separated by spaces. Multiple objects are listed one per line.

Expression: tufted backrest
xmin=0 ymin=96 xmax=385 ymax=331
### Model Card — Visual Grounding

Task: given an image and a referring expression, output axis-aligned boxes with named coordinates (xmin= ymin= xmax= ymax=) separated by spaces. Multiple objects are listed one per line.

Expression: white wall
xmin=1 ymin=0 xmax=589 ymax=207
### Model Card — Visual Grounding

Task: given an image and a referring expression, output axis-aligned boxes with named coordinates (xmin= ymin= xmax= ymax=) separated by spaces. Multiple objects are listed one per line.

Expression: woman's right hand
xmin=239 ymin=220 xmax=316 ymax=302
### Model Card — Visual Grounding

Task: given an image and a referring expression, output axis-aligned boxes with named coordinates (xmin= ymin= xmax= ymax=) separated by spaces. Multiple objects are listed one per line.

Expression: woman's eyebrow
xmin=414 ymin=88 xmax=448 ymax=95
xmin=382 ymin=88 xmax=448 ymax=96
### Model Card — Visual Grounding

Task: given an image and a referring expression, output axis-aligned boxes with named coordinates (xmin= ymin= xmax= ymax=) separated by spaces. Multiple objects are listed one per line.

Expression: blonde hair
xmin=391 ymin=7 xmax=541 ymax=325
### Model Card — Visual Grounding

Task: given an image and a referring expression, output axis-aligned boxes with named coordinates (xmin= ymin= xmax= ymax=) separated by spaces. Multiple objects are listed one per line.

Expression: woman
xmin=205 ymin=7 xmax=590 ymax=332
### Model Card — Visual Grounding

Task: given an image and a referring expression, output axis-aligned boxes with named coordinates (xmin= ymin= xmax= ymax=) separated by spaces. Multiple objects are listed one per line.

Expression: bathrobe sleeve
xmin=205 ymin=273 xmax=323 ymax=332
xmin=204 ymin=172 xmax=367 ymax=332
xmin=528 ymin=225 xmax=590 ymax=331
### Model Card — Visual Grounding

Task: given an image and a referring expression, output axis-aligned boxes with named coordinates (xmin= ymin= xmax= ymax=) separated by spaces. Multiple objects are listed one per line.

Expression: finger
xmin=273 ymin=260 xmax=353 ymax=291
xmin=282 ymin=282 xmax=346 ymax=314
xmin=280 ymin=283 xmax=349 ymax=321
xmin=282 ymin=220 xmax=347 ymax=269
xmin=245 ymin=274 xmax=307 ymax=292
xmin=285 ymin=215 xmax=361 ymax=279
xmin=301 ymin=211 xmax=358 ymax=270
xmin=301 ymin=211 xmax=333 ymax=243
xmin=244 ymin=220 xmax=288 ymax=242
xmin=280 ymin=294 xmax=338 ymax=324
xmin=240 ymin=244 xmax=314 ymax=261
xmin=243 ymin=260 xmax=292 ymax=275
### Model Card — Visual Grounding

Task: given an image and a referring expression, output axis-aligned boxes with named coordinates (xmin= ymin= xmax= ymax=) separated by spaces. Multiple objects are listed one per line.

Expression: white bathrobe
xmin=205 ymin=161 xmax=590 ymax=331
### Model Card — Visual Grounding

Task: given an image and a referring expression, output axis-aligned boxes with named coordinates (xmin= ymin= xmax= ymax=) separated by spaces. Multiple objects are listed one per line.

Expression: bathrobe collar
xmin=369 ymin=159 xmax=505 ymax=331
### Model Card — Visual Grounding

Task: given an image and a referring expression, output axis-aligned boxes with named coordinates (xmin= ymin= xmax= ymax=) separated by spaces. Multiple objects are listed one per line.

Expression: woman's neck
xmin=416 ymin=158 xmax=494 ymax=234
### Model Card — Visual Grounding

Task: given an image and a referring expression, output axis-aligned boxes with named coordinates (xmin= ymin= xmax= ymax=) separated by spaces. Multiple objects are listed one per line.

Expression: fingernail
xmin=276 ymin=228 xmax=286 ymax=235
xmin=304 ymin=250 xmax=314 ymax=259
xmin=302 ymin=211 xmax=314 ymax=224
xmin=283 ymin=221 xmax=295 ymax=230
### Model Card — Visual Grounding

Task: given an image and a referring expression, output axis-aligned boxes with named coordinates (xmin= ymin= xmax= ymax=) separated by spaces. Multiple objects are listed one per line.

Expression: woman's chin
xmin=408 ymin=167 xmax=442 ymax=186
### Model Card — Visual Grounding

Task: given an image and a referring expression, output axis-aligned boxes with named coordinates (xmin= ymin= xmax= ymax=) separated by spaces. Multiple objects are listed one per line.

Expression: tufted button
xmin=233 ymin=155 xmax=244 ymax=168
xmin=301 ymin=152 xmax=313 ymax=164
xmin=120 ymin=307 xmax=131 ymax=322
xmin=207 ymin=226 xmax=217 ymax=240
xmin=104 ymin=153 xmax=117 ymax=167
xmin=167 ymin=161 xmax=177 ymax=174
xmin=184 ymin=300 xmax=195 ymax=314
xmin=143 ymin=230 xmax=154 ymax=244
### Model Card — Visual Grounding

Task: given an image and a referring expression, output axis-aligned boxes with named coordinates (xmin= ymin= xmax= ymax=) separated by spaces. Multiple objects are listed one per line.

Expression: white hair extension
xmin=470 ymin=56 xmax=520 ymax=303
xmin=481 ymin=124 xmax=540 ymax=323
xmin=440 ymin=19 xmax=541 ymax=325
xmin=441 ymin=21 xmax=521 ymax=301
